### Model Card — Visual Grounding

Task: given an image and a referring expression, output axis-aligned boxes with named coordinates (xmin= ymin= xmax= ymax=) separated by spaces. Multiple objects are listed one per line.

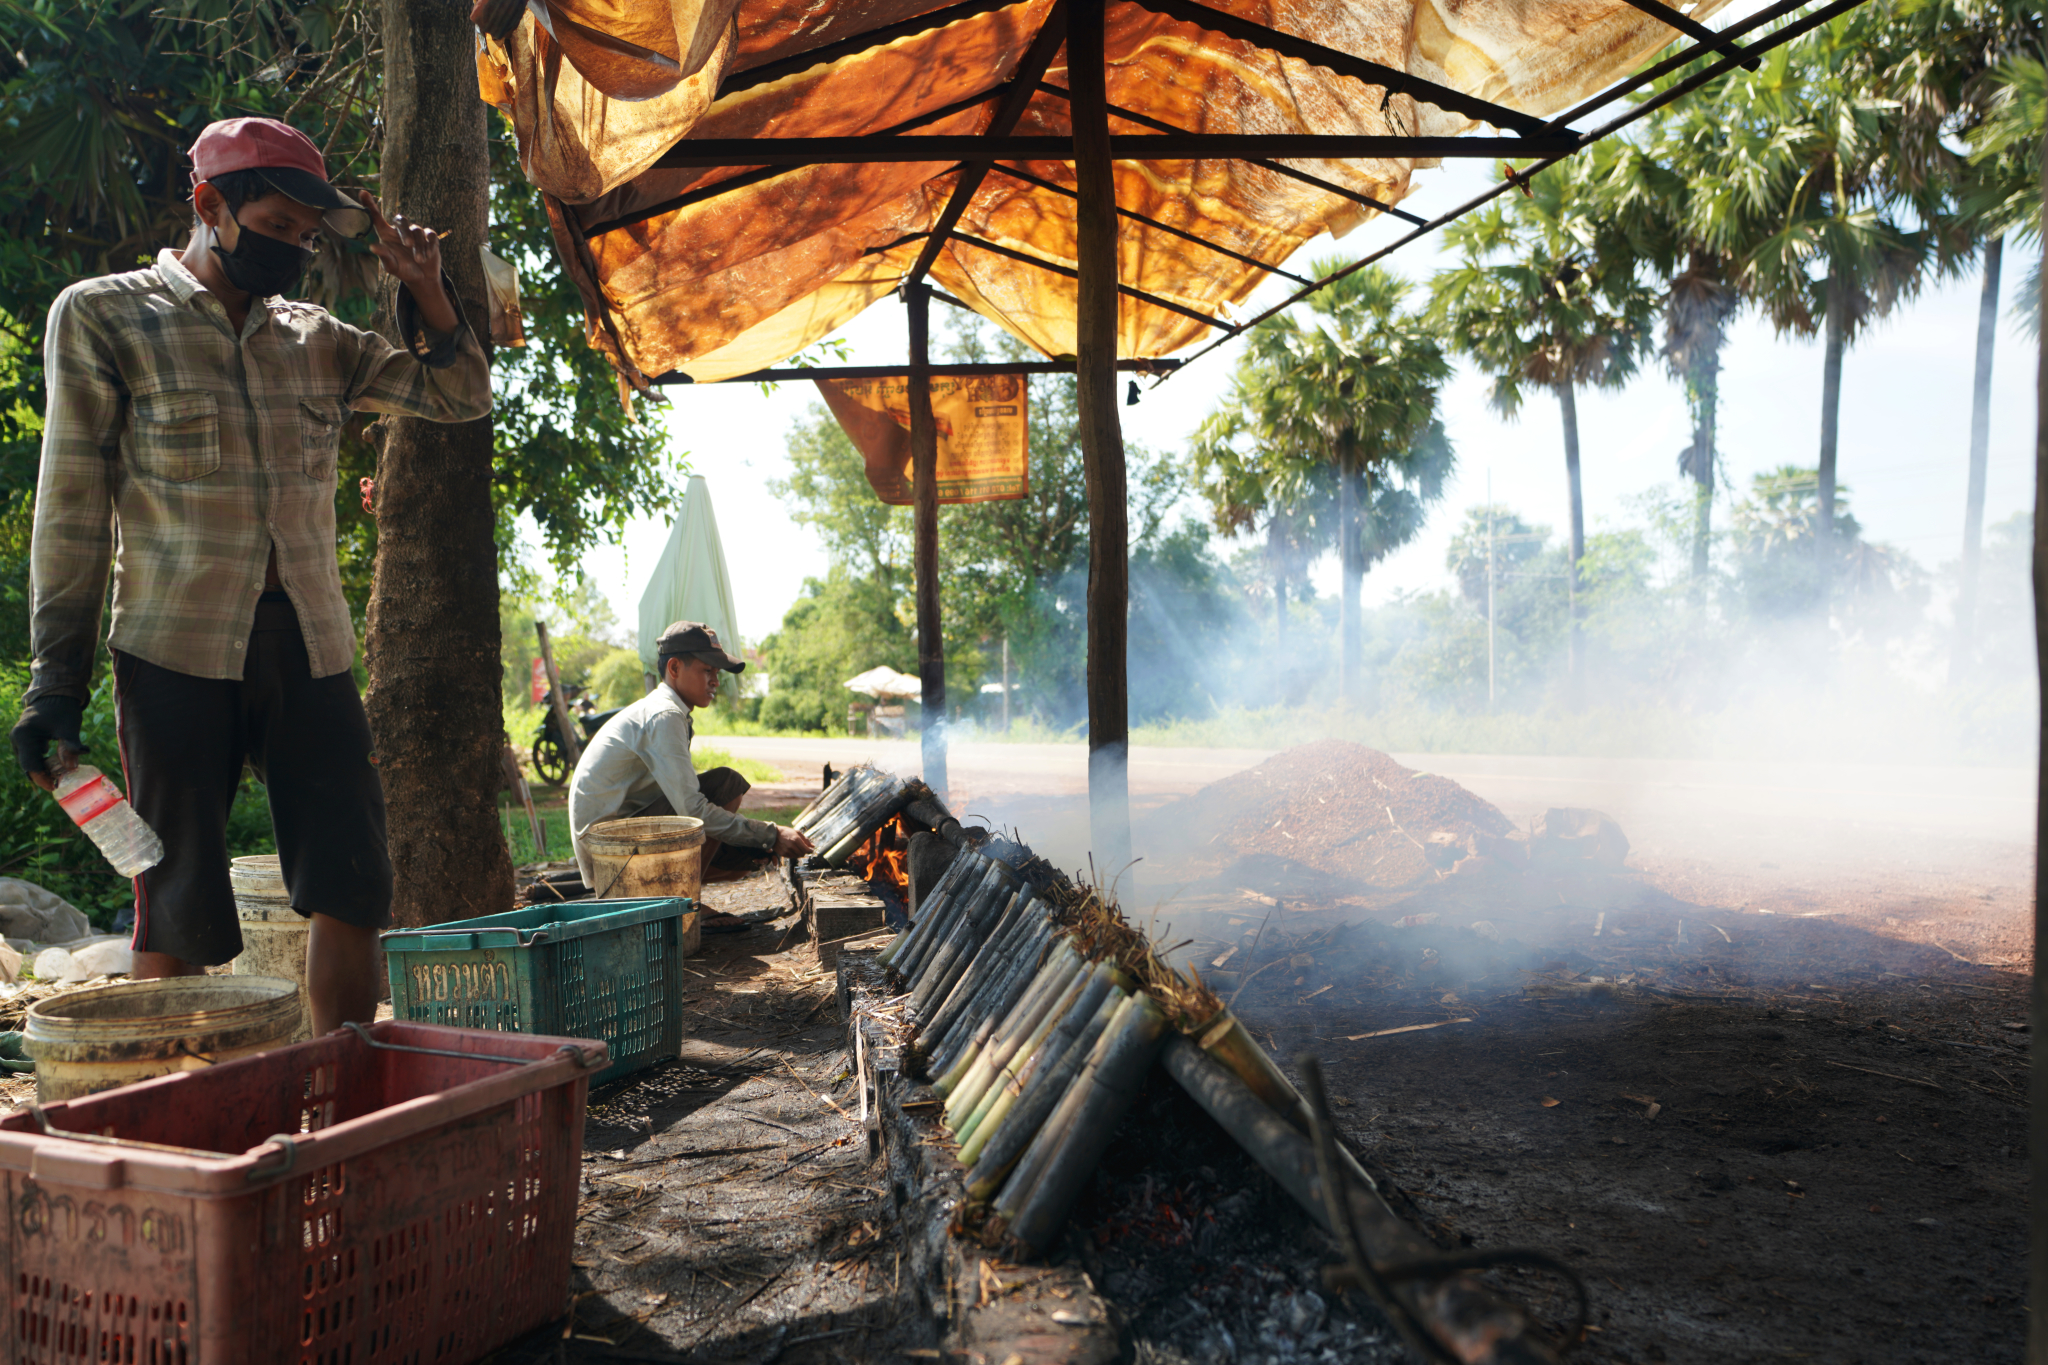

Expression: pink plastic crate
xmin=0 ymin=1020 xmax=608 ymax=1365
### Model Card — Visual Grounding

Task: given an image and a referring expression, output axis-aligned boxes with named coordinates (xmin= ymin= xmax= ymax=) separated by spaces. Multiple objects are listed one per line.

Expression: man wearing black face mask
xmin=10 ymin=117 xmax=490 ymax=1036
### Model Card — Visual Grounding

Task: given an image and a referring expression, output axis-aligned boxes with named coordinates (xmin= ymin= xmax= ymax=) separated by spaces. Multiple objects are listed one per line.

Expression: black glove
xmin=10 ymin=695 xmax=86 ymax=779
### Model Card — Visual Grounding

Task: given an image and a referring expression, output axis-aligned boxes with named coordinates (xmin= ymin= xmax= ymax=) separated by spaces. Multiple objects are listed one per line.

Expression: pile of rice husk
xmin=1139 ymin=742 xmax=1514 ymax=891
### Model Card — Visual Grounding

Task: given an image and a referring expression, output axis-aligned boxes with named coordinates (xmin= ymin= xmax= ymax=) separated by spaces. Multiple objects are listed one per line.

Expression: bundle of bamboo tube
xmin=792 ymin=764 xmax=918 ymax=866
xmin=875 ymin=843 xmax=1216 ymax=1255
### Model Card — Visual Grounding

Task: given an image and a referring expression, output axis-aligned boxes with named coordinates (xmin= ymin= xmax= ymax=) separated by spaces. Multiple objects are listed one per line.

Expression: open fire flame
xmin=848 ymin=813 xmax=912 ymax=898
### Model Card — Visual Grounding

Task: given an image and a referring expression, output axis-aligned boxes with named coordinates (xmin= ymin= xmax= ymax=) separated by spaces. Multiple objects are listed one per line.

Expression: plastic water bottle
xmin=52 ymin=765 xmax=163 ymax=877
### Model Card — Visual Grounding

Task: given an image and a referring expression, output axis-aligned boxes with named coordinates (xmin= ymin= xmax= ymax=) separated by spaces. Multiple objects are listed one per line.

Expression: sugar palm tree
xmin=1191 ymin=264 xmax=1454 ymax=701
xmin=1604 ymin=123 xmax=1748 ymax=582
xmin=1861 ymin=0 xmax=2042 ymax=676
xmin=1428 ymin=150 xmax=1659 ymax=695
xmin=1682 ymin=25 xmax=1935 ymax=603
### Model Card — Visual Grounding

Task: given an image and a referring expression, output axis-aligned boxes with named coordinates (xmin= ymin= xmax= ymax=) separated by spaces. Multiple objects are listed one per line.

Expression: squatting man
xmin=569 ymin=622 xmax=814 ymax=922
xmin=10 ymin=117 xmax=490 ymax=1034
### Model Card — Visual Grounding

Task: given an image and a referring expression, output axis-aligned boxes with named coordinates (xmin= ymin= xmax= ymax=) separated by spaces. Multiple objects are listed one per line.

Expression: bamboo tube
xmin=907 ymin=869 xmax=1014 ymax=1004
xmin=1197 ymin=1012 xmax=1313 ymax=1133
xmin=879 ymin=851 xmax=974 ymax=965
xmin=897 ymin=858 xmax=997 ymax=981
xmin=904 ymin=870 xmax=1003 ymax=994
xmin=1005 ymin=992 xmax=1168 ymax=1252
xmin=822 ymin=785 xmax=909 ymax=864
xmin=926 ymin=913 xmax=1053 ymax=1067
xmin=991 ymin=992 xmax=1140 ymax=1220
xmin=802 ymin=767 xmax=885 ymax=844
xmin=925 ymin=910 xmax=1047 ymax=1059
xmin=955 ymin=961 xmax=1118 ymax=1160
xmin=811 ymin=771 xmax=903 ymax=852
xmin=951 ymin=960 xmax=1092 ymax=1147
xmin=939 ymin=946 xmax=1085 ymax=1112
xmin=793 ymin=765 xmax=871 ymax=832
xmin=913 ymin=888 xmax=1021 ymax=1018
xmin=930 ymin=895 xmax=1045 ymax=1024
xmin=931 ymin=939 xmax=1074 ymax=1096
xmin=943 ymin=958 xmax=1086 ymax=1135
xmin=935 ymin=940 xmax=1079 ymax=1104
xmin=965 ymin=988 xmax=1123 ymax=1200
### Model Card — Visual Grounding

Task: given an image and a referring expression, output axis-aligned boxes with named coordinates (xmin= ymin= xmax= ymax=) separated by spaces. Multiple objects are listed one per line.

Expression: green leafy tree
xmin=1428 ymin=152 xmax=1659 ymax=693
xmin=1727 ymin=466 xmax=1919 ymax=628
xmin=1192 ymin=263 xmax=1453 ymax=703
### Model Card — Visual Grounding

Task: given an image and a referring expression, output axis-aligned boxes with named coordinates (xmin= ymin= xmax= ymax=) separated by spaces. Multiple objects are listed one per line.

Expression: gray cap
xmin=656 ymin=621 xmax=745 ymax=673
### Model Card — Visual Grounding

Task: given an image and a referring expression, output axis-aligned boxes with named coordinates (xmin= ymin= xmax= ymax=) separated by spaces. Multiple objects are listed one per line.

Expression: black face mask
xmin=210 ymin=214 xmax=313 ymax=298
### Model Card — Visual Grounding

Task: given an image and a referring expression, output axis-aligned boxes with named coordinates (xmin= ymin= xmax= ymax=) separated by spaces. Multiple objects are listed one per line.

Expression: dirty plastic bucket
xmin=24 ymin=975 xmax=302 ymax=1103
xmin=230 ymin=854 xmax=311 ymax=1040
xmin=585 ymin=816 xmax=705 ymax=905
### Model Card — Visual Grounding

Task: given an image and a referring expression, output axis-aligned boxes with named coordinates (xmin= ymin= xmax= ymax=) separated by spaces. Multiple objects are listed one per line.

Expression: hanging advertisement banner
xmin=814 ymin=373 xmax=1029 ymax=505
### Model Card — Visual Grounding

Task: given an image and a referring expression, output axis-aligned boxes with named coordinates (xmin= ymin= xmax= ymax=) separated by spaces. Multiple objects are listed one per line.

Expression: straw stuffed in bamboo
xmin=955 ymin=960 xmax=1120 ymax=1159
xmin=991 ymin=992 xmax=1141 ymax=1221
xmin=938 ymin=945 xmax=1085 ymax=1109
xmin=879 ymin=851 xmax=974 ymax=965
xmin=964 ymin=986 xmax=1124 ymax=1199
xmin=932 ymin=940 xmax=1076 ymax=1095
xmin=1006 ymin=992 xmax=1169 ymax=1252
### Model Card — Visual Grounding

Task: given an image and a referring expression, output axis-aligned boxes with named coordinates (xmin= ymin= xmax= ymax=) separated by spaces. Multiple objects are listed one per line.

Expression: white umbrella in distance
xmin=844 ymin=665 xmax=922 ymax=700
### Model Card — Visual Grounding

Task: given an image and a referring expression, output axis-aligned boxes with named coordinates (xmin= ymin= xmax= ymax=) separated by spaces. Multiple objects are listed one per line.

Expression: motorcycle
xmin=530 ymin=687 xmax=622 ymax=786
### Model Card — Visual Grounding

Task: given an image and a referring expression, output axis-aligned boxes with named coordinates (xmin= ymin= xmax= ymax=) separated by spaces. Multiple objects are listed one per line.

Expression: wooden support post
xmin=909 ymin=283 xmax=949 ymax=797
xmin=1069 ymin=0 xmax=1131 ymax=877
xmin=536 ymin=620 xmax=583 ymax=772
xmin=2026 ymin=119 xmax=2047 ymax=1365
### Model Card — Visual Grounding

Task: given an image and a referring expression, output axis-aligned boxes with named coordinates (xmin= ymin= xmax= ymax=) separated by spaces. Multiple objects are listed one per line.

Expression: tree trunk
xmin=907 ymin=283 xmax=947 ymax=795
xmin=1816 ymin=270 xmax=1847 ymax=606
xmin=1684 ymin=347 xmax=1720 ymax=582
xmin=363 ymin=0 xmax=511 ymax=928
xmin=1069 ymin=0 xmax=1130 ymax=875
xmin=1337 ymin=431 xmax=1359 ymax=705
xmin=2026 ymin=121 xmax=2047 ymax=1365
xmin=1952 ymin=235 xmax=2003 ymax=685
xmin=1559 ymin=381 xmax=1584 ymax=701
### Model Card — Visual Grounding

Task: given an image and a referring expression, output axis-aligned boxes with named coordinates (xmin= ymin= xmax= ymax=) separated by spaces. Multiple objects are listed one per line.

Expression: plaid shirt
xmin=28 ymin=249 xmax=491 ymax=703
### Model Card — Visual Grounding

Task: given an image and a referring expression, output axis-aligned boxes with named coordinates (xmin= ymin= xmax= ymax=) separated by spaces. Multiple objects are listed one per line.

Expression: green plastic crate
xmin=381 ymin=897 xmax=689 ymax=1085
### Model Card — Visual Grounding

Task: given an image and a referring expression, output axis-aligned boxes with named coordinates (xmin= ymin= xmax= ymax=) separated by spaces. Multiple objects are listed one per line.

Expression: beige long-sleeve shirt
xmin=568 ymin=682 xmax=777 ymax=884
xmin=27 ymin=249 xmax=491 ymax=702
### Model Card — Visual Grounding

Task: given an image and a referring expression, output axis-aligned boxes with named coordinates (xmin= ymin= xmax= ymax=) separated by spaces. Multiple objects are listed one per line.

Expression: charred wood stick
xmin=965 ymin=986 xmax=1122 ymax=1198
xmin=1162 ymin=1038 xmax=1563 ymax=1365
xmin=1007 ymin=993 xmax=1169 ymax=1252
xmin=957 ymin=961 xmax=1119 ymax=1164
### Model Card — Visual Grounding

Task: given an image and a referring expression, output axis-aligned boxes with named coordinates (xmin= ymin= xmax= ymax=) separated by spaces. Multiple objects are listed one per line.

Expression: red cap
xmin=187 ymin=117 xmax=370 ymax=239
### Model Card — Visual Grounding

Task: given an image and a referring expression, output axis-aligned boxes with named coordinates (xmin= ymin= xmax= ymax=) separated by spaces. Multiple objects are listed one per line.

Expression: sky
xmin=552 ymin=155 xmax=2038 ymax=655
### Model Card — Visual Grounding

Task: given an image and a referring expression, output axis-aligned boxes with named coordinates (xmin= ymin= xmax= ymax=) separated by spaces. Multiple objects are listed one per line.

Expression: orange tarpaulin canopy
xmin=480 ymin=0 xmax=1731 ymax=385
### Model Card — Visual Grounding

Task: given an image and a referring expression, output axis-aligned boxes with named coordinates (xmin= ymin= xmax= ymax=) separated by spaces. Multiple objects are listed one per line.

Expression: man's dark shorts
xmin=114 ymin=595 xmax=392 ymax=965
xmin=632 ymin=767 xmax=764 ymax=867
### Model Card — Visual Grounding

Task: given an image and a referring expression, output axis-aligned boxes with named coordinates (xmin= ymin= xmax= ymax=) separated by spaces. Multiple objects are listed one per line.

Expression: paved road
xmin=712 ymin=737 xmax=2036 ymax=932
